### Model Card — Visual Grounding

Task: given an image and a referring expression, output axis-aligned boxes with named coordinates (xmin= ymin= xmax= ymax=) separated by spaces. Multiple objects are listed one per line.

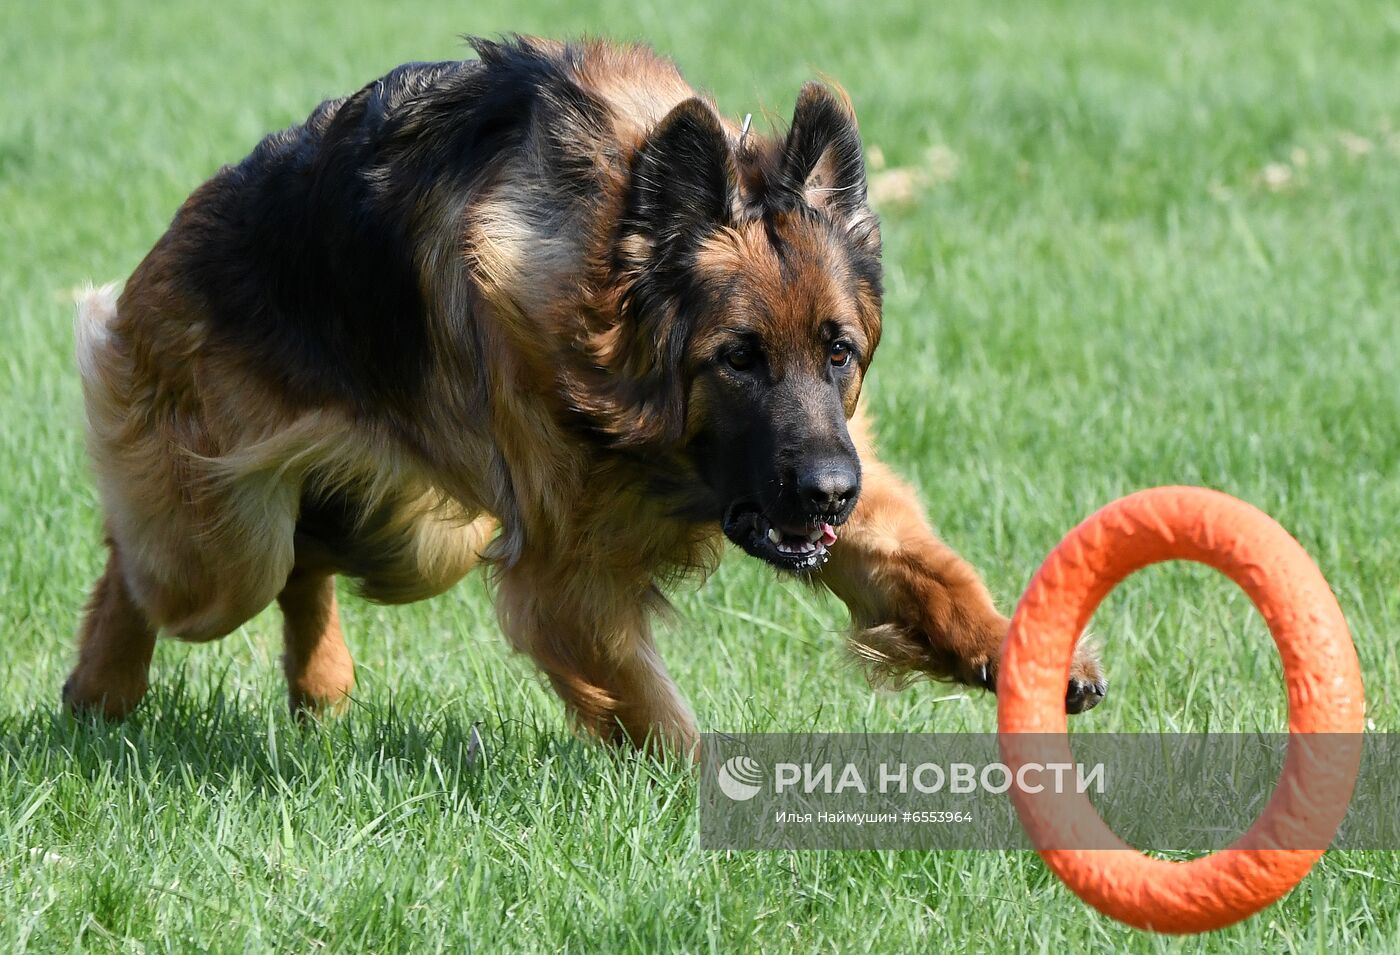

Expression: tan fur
xmin=693 ymin=216 xmax=876 ymax=376
xmin=278 ymin=569 xmax=354 ymax=716
xmin=571 ymin=39 xmax=697 ymax=137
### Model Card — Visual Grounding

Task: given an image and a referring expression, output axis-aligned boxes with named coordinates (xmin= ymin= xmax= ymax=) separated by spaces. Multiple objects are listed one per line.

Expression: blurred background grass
xmin=1 ymin=0 xmax=1397 ymax=950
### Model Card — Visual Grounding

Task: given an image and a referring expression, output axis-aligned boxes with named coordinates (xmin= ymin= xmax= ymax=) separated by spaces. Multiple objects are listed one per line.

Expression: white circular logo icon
xmin=716 ymin=755 xmax=764 ymax=801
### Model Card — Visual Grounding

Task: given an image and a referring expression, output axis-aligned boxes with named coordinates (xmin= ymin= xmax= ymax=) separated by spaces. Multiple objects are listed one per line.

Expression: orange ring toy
xmin=998 ymin=486 xmax=1364 ymax=934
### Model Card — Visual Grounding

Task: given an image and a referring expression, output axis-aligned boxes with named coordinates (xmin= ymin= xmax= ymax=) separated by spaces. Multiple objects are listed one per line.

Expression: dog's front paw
xmin=1066 ymin=642 xmax=1106 ymax=714
xmin=961 ymin=641 xmax=1106 ymax=714
xmin=1065 ymin=675 xmax=1107 ymax=713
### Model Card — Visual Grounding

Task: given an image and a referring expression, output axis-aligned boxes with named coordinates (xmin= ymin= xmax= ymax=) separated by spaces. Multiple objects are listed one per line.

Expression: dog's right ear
xmin=620 ymin=98 xmax=736 ymax=265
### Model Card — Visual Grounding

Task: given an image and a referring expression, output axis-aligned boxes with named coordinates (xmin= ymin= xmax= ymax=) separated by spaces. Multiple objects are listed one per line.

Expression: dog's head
xmin=584 ymin=83 xmax=882 ymax=573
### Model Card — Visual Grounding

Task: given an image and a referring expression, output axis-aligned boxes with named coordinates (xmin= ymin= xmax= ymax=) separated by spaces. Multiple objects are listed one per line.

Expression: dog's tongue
xmin=820 ymin=523 xmax=838 ymax=546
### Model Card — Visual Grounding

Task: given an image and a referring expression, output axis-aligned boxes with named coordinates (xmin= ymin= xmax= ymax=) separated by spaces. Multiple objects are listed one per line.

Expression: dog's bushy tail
xmin=74 ymin=283 xmax=120 ymax=391
xmin=73 ymin=282 xmax=132 ymax=475
xmin=74 ymin=282 xmax=118 ymax=360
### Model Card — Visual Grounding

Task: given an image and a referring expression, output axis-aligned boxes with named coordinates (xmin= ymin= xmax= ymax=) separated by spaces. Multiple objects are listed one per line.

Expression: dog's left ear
xmin=776 ymin=83 xmax=880 ymax=254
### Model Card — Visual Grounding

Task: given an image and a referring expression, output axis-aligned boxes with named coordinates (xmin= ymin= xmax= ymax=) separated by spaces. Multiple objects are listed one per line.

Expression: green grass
xmin=3 ymin=0 xmax=1398 ymax=950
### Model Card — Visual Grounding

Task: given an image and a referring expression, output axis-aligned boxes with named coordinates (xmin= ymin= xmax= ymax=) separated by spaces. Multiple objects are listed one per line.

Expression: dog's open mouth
xmin=722 ymin=504 xmax=841 ymax=572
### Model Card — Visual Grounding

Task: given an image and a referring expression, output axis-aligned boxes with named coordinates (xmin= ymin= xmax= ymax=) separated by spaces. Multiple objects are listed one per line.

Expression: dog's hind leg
xmin=69 ymin=280 xmax=298 ymax=715
xmin=63 ymin=543 xmax=158 ymax=720
xmin=277 ymin=568 xmax=354 ymax=717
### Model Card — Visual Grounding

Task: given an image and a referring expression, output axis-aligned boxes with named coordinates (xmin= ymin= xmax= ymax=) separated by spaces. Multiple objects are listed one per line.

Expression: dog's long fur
xmin=66 ymin=37 xmax=1104 ymax=749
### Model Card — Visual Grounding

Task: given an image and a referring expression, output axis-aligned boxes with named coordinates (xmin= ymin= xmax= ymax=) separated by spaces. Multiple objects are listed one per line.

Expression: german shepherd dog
xmin=67 ymin=37 xmax=1105 ymax=752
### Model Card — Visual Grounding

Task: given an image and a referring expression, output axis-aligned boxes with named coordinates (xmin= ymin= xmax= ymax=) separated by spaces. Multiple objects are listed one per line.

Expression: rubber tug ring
xmin=998 ymin=486 xmax=1364 ymax=934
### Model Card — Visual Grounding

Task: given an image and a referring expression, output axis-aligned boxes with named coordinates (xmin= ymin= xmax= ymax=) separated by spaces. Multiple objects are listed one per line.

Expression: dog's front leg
xmin=497 ymin=562 xmax=698 ymax=755
xmin=817 ymin=426 xmax=1106 ymax=713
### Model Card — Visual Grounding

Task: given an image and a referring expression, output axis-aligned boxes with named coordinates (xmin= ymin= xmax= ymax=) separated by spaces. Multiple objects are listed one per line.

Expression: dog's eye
xmin=726 ymin=346 xmax=757 ymax=371
xmin=830 ymin=341 xmax=853 ymax=367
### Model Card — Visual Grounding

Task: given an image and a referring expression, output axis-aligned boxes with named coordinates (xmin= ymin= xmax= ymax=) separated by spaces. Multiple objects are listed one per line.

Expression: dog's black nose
xmin=796 ymin=459 xmax=859 ymax=515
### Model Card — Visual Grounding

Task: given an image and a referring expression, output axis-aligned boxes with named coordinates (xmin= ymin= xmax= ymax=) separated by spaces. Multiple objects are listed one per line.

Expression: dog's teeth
xmin=768 ymin=528 xmax=782 ymax=545
xmin=807 ymin=529 xmax=822 ymax=542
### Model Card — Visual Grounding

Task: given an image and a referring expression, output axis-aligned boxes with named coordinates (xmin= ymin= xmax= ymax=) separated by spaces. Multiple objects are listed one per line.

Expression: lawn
xmin=2 ymin=0 xmax=1397 ymax=950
